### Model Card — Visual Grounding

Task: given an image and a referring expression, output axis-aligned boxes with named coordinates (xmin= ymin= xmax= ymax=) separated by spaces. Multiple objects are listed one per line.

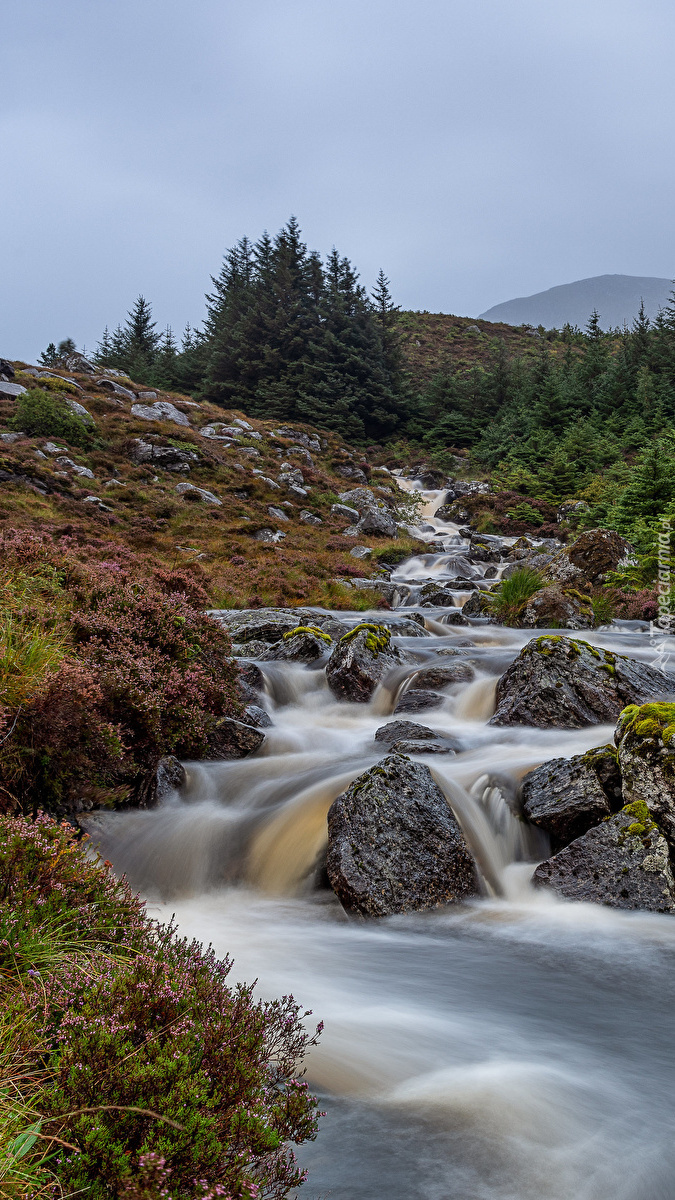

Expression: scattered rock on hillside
xmin=326 ymin=754 xmax=479 ymax=917
xmin=66 ymin=399 xmax=95 ymax=424
xmin=326 ymin=623 xmax=410 ymax=703
xmin=131 ymin=401 xmax=190 ymax=427
xmin=64 ymin=353 xmax=96 ymax=374
xmin=532 ymin=803 xmax=675 ymax=912
xmin=260 ymin=625 xmax=332 ymax=663
xmin=490 ymin=636 xmax=668 ymax=729
xmin=355 ymin=508 xmax=398 ymax=537
xmin=175 ymin=481 xmax=222 ymax=505
xmin=203 ymin=716 xmax=266 ymax=760
xmin=521 ymin=755 xmax=611 ymax=850
xmin=615 ymin=703 xmax=675 ymax=848
xmin=0 ymin=381 xmax=27 ymax=398
xmin=299 ymin=510 xmax=322 ymax=525
xmin=338 ymin=487 xmax=388 ymax=513
xmin=199 ymin=423 xmax=239 ymax=439
xmin=544 ymin=529 xmax=633 ymax=588
xmin=331 ymin=502 xmax=360 ymax=522
xmin=56 ymin=456 xmax=95 ymax=479
xmin=97 ymin=378 xmax=136 ymax=401
xmin=350 ymin=545 xmax=372 ymax=559
xmin=520 ymin=584 xmax=593 ymax=630
xmin=132 ymin=438 xmax=199 ymax=471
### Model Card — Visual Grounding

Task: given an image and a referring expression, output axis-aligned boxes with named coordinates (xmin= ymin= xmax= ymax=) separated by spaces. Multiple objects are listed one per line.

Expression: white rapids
xmin=85 ymin=479 xmax=675 ymax=1200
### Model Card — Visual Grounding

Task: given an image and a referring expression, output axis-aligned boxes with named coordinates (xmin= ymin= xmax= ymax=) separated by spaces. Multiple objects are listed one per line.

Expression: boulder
xmin=199 ymin=423 xmax=239 ymax=439
xmin=374 ymin=720 xmax=438 ymax=744
xmin=615 ymin=703 xmax=675 ymax=848
xmin=203 ymin=717 xmax=266 ymax=760
xmin=462 ymin=592 xmax=494 ymax=618
xmin=0 ymin=359 xmax=15 ymax=379
xmin=260 ymin=625 xmax=332 ymax=663
xmin=267 ymin=506 xmax=290 ymax=522
xmin=97 ymin=378 xmax=136 ymax=401
xmin=521 ymin=755 xmax=611 ymax=850
xmin=544 ymin=529 xmax=633 ymax=588
xmin=64 ymin=354 xmax=96 ymax=374
xmin=331 ymin=502 xmax=360 ymax=522
xmin=350 ymin=546 xmax=372 ymax=559
xmin=419 ymin=589 xmax=458 ymax=608
xmin=355 ymin=508 xmax=398 ymax=538
xmin=174 ymin=481 xmax=221 ymax=505
xmin=338 ymin=487 xmax=386 ymax=513
xmin=131 ymin=438 xmax=198 ymax=471
xmin=389 ymin=739 xmax=457 ymax=755
xmin=326 ymin=755 xmax=479 ymax=917
xmin=155 ymin=755 xmax=186 ymax=803
xmin=131 ymin=401 xmax=190 ymax=427
xmin=211 ymin=607 xmax=345 ymax=645
xmin=411 ymin=662 xmax=474 ymax=689
xmin=442 ymin=609 xmax=470 ymax=626
xmin=65 ymin=399 xmax=94 ymax=424
xmin=490 ymin=636 xmax=669 ymax=729
xmin=243 ymin=704 xmax=273 ymax=728
xmin=326 ymin=623 xmax=409 ymax=703
xmin=394 ymin=689 xmax=445 ymax=713
xmin=299 ymin=510 xmax=322 ymax=526
xmin=532 ymin=802 xmax=675 ymax=912
xmin=0 ymin=381 xmax=27 ymax=398
xmin=520 ymin=584 xmax=593 ymax=630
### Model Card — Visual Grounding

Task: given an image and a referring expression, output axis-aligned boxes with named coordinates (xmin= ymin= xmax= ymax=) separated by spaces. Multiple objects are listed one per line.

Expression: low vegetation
xmin=0 ymin=815 xmax=321 ymax=1198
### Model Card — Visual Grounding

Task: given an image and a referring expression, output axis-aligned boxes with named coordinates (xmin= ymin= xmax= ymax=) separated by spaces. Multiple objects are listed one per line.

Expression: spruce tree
xmin=38 ymin=343 xmax=58 ymax=366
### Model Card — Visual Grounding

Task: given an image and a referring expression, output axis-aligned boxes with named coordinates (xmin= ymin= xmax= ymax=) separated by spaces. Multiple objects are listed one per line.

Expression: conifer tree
xmin=38 ymin=342 xmax=58 ymax=366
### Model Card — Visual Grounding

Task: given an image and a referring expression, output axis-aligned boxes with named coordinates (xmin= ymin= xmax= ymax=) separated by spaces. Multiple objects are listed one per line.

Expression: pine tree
xmin=95 ymin=327 xmax=115 ymax=366
xmin=38 ymin=343 xmax=58 ymax=366
xmin=56 ymin=338 xmax=77 ymax=360
xmin=120 ymin=296 xmax=160 ymax=380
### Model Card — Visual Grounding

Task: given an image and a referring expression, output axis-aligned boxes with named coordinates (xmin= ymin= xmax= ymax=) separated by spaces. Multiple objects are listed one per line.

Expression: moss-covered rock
xmin=521 ymin=754 xmax=611 ymax=850
xmin=326 ymin=754 xmax=479 ymax=916
xmin=520 ymin=583 xmax=593 ymax=630
xmin=544 ymin=528 xmax=633 ymax=589
xmin=490 ymin=635 xmax=668 ymax=729
xmin=326 ymin=623 xmax=411 ymax=703
xmin=532 ymin=802 xmax=675 ymax=912
xmin=615 ymin=702 xmax=675 ymax=848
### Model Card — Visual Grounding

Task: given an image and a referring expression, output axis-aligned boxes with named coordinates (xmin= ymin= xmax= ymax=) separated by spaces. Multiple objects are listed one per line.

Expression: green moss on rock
xmin=339 ymin=622 xmax=391 ymax=655
xmin=282 ymin=625 xmax=332 ymax=643
xmin=617 ymin=702 xmax=675 ymax=745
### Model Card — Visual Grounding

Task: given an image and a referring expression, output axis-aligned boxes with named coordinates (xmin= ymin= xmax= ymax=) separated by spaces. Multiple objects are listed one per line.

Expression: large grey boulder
xmin=0 ymin=381 xmax=27 ymax=398
xmin=326 ymin=755 xmax=479 ymax=917
xmin=532 ymin=803 xmax=675 ymax=912
xmin=355 ymin=508 xmax=398 ymax=538
xmin=544 ymin=529 xmax=633 ymax=589
xmin=97 ymin=378 xmax=136 ymax=401
xmin=331 ymin=502 xmax=360 ymax=522
xmin=521 ymin=754 xmax=612 ymax=850
xmin=520 ymin=584 xmax=593 ymax=630
xmin=210 ymin=607 xmax=346 ymax=645
xmin=490 ymin=636 xmax=668 ymax=729
xmin=65 ymin=399 xmax=94 ymax=425
xmin=131 ymin=401 xmax=190 ymax=427
xmin=338 ymin=487 xmax=387 ymax=513
xmin=326 ymin=623 xmax=410 ymax=703
xmin=615 ymin=703 xmax=675 ymax=848
xmin=260 ymin=625 xmax=332 ymax=663
xmin=175 ymin=481 xmax=221 ymax=505
xmin=131 ymin=438 xmax=199 ymax=471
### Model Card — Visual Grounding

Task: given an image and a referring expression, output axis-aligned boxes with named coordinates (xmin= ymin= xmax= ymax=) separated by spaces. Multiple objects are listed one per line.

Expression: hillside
xmin=479 ymin=273 xmax=673 ymax=331
xmin=0 ymin=359 xmax=427 ymax=612
xmin=396 ymin=309 xmax=559 ymax=385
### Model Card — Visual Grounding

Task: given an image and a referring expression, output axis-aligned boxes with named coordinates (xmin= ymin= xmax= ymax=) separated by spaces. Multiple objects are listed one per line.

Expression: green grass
xmin=489 ymin=568 xmax=544 ymax=625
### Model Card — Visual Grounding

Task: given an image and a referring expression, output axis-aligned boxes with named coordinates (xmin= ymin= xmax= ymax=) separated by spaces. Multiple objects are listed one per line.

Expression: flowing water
xmin=85 ymin=483 xmax=675 ymax=1200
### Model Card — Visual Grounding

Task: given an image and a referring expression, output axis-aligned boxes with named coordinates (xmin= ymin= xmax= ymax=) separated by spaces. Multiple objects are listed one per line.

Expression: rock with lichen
xmin=520 ymin=584 xmax=593 ymax=630
xmin=532 ymin=801 xmax=675 ymax=912
xmin=260 ymin=625 xmax=332 ymax=663
xmin=521 ymin=754 xmax=612 ymax=850
xmin=326 ymin=754 xmax=479 ymax=916
xmin=615 ymin=702 xmax=675 ymax=849
xmin=326 ymin=623 xmax=410 ymax=703
xmin=490 ymin=635 xmax=668 ymax=728
xmin=543 ymin=528 xmax=633 ymax=589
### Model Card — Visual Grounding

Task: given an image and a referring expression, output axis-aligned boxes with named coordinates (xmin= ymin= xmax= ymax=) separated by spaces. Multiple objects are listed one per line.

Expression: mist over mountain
xmin=479 ymin=274 xmax=673 ymax=331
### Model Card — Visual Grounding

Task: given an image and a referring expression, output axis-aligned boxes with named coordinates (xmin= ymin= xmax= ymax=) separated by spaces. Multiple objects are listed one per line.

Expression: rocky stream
xmin=86 ymin=480 xmax=675 ymax=1200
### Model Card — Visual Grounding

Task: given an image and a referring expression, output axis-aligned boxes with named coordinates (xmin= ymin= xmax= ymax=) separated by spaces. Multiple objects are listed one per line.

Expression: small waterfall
xmin=453 ymin=676 xmax=498 ymax=720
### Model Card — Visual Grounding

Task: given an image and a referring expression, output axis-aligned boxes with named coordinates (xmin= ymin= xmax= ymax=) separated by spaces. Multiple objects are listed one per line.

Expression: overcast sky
xmin=3 ymin=0 xmax=675 ymax=361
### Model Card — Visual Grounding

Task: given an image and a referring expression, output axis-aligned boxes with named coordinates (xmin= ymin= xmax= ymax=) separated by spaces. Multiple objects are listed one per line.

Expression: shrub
xmin=591 ymin=592 xmax=617 ymax=627
xmin=488 ymin=568 xmax=544 ymax=625
xmin=0 ymin=816 xmax=322 ymax=1199
xmin=8 ymin=389 xmax=91 ymax=447
xmin=0 ymin=532 xmax=241 ymax=813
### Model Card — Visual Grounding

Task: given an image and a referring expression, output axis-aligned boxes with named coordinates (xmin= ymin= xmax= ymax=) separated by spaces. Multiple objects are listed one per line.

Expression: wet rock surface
xmin=532 ymin=803 xmax=675 ymax=912
xmin=260 ymin=626 xmax=332 ymax=663
xmin=521 ymin=755 xmax=611 ymax=850
xmin=326 ymin=623 xmax=410 ymax=703
xmin=615 ymin=703 xmax=675 ymax=848
xmin=326 ymin=755 xmax=479 ymax=917
xmin=394 ymin=689 xmax=445 ymax=713
xmin=412 ymin=663 xmax=474 ymax=689
xmin=203 ymin=716 xmax=266 ymax=760
xmin=520 ymin=584 xmax=593 ymax=630
xmin=491 ymin=635 xmax=669 ymax=729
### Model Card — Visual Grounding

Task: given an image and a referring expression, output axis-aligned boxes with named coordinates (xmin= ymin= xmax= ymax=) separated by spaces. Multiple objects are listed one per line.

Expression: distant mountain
xmin=479 ymin=274 xmax=674 ymax=331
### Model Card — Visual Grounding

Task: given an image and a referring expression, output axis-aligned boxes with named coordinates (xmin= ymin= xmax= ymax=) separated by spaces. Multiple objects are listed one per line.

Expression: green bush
xmin=8 ymin=389 xmax=91 ymax=448
xmin=1 ymin=816 xmax=322 ymax=1198
xmin=489 ymin=568 xmax=544 ymax=625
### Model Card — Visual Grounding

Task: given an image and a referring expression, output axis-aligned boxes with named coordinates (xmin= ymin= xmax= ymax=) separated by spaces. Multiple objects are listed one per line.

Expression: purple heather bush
xmin=0 ymin=816 xmax=322 ymax=1198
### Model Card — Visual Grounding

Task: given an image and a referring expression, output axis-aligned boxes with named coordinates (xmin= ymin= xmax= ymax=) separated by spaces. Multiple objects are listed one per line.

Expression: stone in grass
xmin=326 ymin=623 xmax=410 ymax=703
xmin=175 ymin=481 xmax=222 ymax=505
xmin=521 ymin=755 xmax=611 ymax=851
xmin=350 ymin=545 xmax=372 ymax=559
xmin=331 ymin=503 xmax=360 ymax=522
xmin=267 ymin=506 xmax=290 ymax=521
xmin=131 ymin=400 xmax=190 ymax=427
xmin=532 ymin=801 xmax=675 ymax=912
xmin=300 ymin=510 xmax=322 ymax=525
xmin=326 ymin=754 xmax=479 ymax=917
xmin=490 ymin=635 xmax=669 ymax=729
